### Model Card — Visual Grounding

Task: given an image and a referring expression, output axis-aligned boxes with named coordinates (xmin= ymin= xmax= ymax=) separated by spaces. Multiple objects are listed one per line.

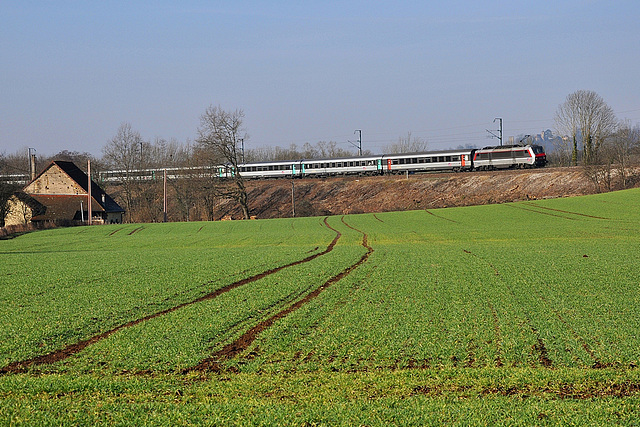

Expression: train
xmin=98 ymin=144 xmax=547 ymax=183
xmin=236 ymin=144 xmax=547 ymax=179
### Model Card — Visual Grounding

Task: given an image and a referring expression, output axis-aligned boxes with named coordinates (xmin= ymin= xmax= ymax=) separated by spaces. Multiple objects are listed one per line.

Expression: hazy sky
xmin=2 ymin=1 xmax=640 ymax=158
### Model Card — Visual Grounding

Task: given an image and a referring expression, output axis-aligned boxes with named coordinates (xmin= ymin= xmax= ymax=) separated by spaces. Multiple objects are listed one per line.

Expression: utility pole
xmin=291 ymin=178 xmax=295 ymax=218
xmin=349 ymin=130 xmax=362 ymax=156
xmin=163 ymin=169 xmax=168 ymax=222
xmin=239 ymin=138 xmax=245 ymax=163
xmin=87 ymin=160 xmax=92 ymax=225
xmin=486 ymin=117 xmax=503 ymax=146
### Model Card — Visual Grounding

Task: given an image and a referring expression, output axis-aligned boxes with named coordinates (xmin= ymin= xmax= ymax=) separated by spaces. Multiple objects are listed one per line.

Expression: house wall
xmin=24 ymin=166 xmax=85 ymax=195
xmin=3 ymin=196 xmax=32 ymax=226
xmin=106 ymin=212 xmax=123 ymax=224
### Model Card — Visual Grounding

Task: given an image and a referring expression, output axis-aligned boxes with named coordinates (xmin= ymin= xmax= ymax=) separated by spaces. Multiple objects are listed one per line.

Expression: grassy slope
xmin=1 ymin=189 xmax=640 ymax=425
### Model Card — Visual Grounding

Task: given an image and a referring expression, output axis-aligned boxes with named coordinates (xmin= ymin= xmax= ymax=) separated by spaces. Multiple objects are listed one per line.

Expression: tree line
xmin=553 ymin=90 xmax=640 ymax=191
xmin=2 ymin=90 xmax=639 ymax=225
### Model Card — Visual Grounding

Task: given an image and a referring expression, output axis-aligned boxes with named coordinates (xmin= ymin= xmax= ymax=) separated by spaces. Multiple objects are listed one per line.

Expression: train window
xmin=437 ymin=157 xmax=444 ymax=162
xmin=445 ymin=156 xmax=452 ymax=162
xmin=411 ymin=158 xmax=417 ymax=164
xmin=349 ymin=162 xmax=354 ymax=167
xmin=425 ymin=157 xmax=431 ymax=163
xmin=452 ymin=156 xmax=460 ymax=161
xmin=392 ymin=160 xmax=399 ymax=165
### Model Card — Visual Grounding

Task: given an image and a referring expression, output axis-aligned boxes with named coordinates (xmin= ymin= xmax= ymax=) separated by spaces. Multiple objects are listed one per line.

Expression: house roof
xmin=29 ymin=195 xmax=92 ymax=222
xmin=12 ymin=192 xmax=47 ymax=217
xmin=29 ymin=161 xmax=124 ymax=213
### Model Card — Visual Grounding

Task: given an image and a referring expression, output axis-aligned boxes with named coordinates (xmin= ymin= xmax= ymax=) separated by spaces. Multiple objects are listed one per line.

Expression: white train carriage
xmin=300 ymin=155 xmax=382 ymax=177
xmin=381 ymin=149 xmax=474 ymax=174
xmin=238 ymin=160 xmax=302 ymax=178
xmin=472 ymin=145 xmax=546 ymax=170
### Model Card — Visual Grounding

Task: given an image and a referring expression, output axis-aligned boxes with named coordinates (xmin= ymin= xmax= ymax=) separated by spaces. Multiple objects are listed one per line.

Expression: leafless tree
xmin=383 ymin=132 xmax=428 ymax=154
xmin=608 ymin=121 xmax=640 ymax=189
xmin=197 ymin=106 xmax=250 ymax=219
xmin=246 ymin=141 xmax=358 ymax=162
xmin=316 ymin=141 xmax=354 ymax=158
xmin=555 ymin=90 xmax=617 ymax=166
xmin=102 ymin=123 xmax=147 ymax=222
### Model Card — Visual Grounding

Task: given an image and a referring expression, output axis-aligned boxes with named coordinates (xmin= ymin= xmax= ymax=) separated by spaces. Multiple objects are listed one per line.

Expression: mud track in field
xmin=463 ymin=248 xmax=553 ymax=368
xmin=487 ymin=301 xmax=503 ymax=367
xmin=127 ymin=226 xmax=145 ymax=235
xmin=412 ymin=381 xmax=640 ymax=399
xmin=425 ymin=210 xmax=459 ymax=223
xmin=504 ymin=204 xmax=578 ymax=220
xmin=538 ymin=288 xmax=607 ymax=368
xmin=522 ymin=202 xmax=611 ymax=220
xmin=0 ymin=218 xmax=341 ymax=375
xmin=186 ymin=216 xmax=374 ymax=373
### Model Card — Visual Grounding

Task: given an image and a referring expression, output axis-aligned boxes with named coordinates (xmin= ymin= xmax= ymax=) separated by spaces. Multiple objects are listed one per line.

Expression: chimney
xmin=29 ymin=154 xmax=37 ymax=181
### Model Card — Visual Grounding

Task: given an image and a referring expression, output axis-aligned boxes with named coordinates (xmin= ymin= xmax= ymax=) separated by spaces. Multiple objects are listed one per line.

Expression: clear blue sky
xmin=2 ymin=1 xmax=640 ymax=157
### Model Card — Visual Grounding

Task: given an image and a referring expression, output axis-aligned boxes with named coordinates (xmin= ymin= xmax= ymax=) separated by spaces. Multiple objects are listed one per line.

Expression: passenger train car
xmin=235 ymin=144 xmax=547 ymax=179
xmin=98 ymin=144 xmax=547 ymax=183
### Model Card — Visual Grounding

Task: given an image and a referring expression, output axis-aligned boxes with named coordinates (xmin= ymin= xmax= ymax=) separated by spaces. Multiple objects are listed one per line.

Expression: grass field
xmin=1 ymin=188 xmax=640 ymax=425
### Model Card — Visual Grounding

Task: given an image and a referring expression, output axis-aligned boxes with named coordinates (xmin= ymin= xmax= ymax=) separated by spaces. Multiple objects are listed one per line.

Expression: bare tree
xmin=609 ymin=121 xmax=640 ymax=189
xmin=555 ymin=90 xmax=617 ymax=165
xmin=197 ymin=106 xmax=250 ymax=219
xmin=383 ymin=132 xmax=428 ymax=154
xmin=102 ymin=123 xmax=147 ymax=222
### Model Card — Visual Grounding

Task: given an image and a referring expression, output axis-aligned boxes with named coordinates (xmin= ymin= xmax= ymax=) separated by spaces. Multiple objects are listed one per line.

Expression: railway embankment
xmin=218 ymin=167 xmax=614 ymax=219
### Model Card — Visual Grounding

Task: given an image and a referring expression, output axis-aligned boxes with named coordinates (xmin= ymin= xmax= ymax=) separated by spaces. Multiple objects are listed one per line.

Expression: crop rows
xmin=0 ymin=217 xmax=340 ymax=368
xmin=228 ymin=190 xmax=640 ymax=373
xmin=1 ymin=189 xmax=640 ymax=376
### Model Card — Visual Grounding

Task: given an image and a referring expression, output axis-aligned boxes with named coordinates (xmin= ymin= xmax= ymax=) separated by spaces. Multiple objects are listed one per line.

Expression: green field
xmin=2 ymin=189 xmax=640 ymax=425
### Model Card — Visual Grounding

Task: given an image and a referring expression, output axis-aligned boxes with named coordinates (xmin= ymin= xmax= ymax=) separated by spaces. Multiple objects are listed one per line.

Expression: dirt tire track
xmin=538 ymin=290 xmax=604 ymax=368
xmin=463 ymin=248 xmax=553 ymax=368
xmin=463 ymin=249 xmax=499 ymax=275
xmin=425 ymin=210 xmax=459 ymax=223
xmin=108 ymin=228 xmax=124 ymax=236
xmin=487 ymin=301 xmax=503 ymax=367
xmin=504 ymin=204 xmax=577 ymax=220
xmin=522 ymin=202 xmax=611 ymax=220
xmin=128 ymin=226 xmax=145 ymax=235
xmin=186 ymin=216 xmax=374 ymax=373
xmin=0 ymin=218 xmax=341 ymax=375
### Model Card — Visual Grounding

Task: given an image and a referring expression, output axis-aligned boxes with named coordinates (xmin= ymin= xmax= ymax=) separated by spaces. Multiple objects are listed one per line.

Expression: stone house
xmin=4 ymin=161 xmax=124 ymax=226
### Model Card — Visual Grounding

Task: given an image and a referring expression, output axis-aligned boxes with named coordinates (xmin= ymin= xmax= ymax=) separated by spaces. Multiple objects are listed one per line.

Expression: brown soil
xmin=186 ymin=216 xmax=373 ymax=373
xmin=0 ymin=218 xmax=341 ymax=374
xmin=216 ymin=167 xmax=601 ymax=220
